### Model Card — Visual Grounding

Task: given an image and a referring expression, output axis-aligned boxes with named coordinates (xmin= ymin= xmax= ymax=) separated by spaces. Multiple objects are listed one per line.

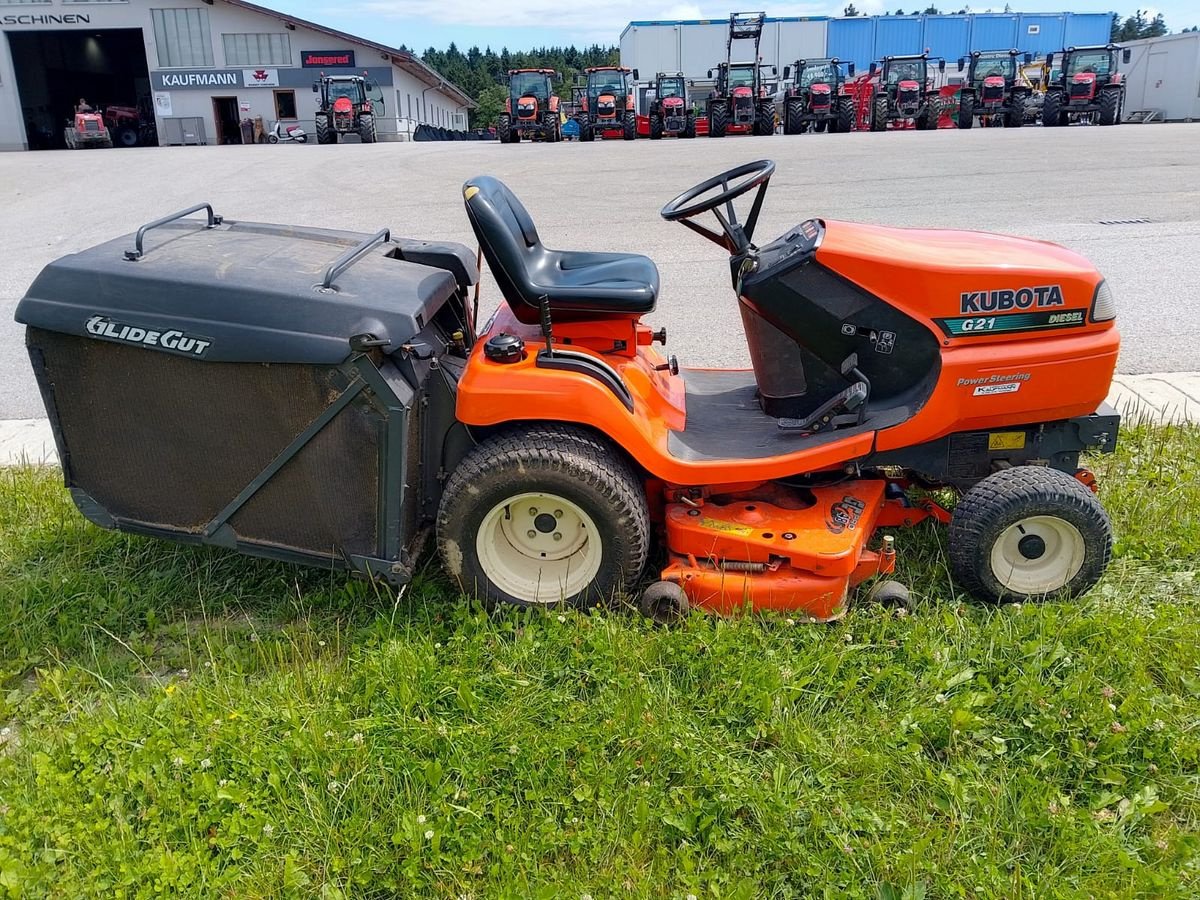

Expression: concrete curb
xmin=2 ymin=373 xmax=1197 ymax=467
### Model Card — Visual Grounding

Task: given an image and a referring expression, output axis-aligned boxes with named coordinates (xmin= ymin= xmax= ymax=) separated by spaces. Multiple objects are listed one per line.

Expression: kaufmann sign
xmin=152 ymin=70 xmax=241 ymax=90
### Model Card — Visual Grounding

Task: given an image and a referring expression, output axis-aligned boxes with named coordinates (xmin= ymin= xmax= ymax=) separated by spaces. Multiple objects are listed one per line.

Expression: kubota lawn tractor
xmin=16 ymin=160 xmax=1121 ymax=623
xmin=577 ymin=66 xmax=637 ymax=141
xmin=781 ymin=58 xmax=855 ymax=134
xmin=869 ymin=54 xmax=945 ymax=131
xmin=956 ymin=50 xmax=1033 ymax=128
xmin=64 ymin=111 xmax=112 ymax=149
xmin=647 ymin=73 xmax=695 ymax=139
xmin=707 ymin=12 xmax=776 ymax=137
xmin=312 ymin=72 xmax=382 ymax=144
xmin=1042 ymin=44 xmax=1125 ymax=126
xmin=498 ymin=69 xmax=561 ymax=143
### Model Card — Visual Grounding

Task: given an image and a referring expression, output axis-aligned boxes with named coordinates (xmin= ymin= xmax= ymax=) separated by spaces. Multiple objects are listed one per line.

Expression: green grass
xmin=0 ymin=425 xmax=1198 ymax=898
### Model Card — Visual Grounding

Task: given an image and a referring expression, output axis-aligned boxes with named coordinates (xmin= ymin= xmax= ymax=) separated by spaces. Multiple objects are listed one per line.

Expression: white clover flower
xmin=424 ymin=829 xmax=434 ymax=840
xmin=200 ymin=758 xmax=213 ymax=769
xmin=351 ymin=732 xmax=365 ymax=745
xmin=557 ymin=615 xmax=566 ymax=623
xmin=172 ymin=756 xmax=184 ymax=768
xmin=935 ymin=694 xmax=947 ymax=704
xmin=262 ymin=823 xmax=274 ymax=836
xmin=417 ymin=815 xmax=426 ymax=825
xmin=328 ymin=780 xmax=340 ymax=793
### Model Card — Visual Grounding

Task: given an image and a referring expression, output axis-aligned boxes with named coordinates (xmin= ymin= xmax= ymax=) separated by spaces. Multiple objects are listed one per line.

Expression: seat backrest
xmin=462 ymin=176 xmax=544 ymax=317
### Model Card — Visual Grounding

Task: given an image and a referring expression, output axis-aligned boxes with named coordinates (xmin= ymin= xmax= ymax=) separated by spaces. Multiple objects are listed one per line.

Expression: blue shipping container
xmin=1018 ymin=14 xmax=1068 ymax=56
xmin=923 ymin=15 xmax=970 ymax=65
xmin=969 ymin=14 xmax=1019 ymax=51
xmin=1064 ymin=13 xmax=1112 ymax=49
xmin=828 ymin=17 xmax=875 ymax=71
xmin=875 ymin=16 xmax=924 ymax=59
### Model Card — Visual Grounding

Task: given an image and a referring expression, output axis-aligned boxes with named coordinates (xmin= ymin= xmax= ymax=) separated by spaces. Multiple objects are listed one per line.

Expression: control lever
xmin=538 ymin=294 xmax=554 ymax=356
xmin=779 ymin=353 xmax=872 ymax=434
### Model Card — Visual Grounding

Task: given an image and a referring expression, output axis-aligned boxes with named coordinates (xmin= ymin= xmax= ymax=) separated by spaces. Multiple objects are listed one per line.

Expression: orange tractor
xmin=498 ymin=69 xmax=562 ymax=143
xmin=577 ymin=66 xmax=638 ymax=141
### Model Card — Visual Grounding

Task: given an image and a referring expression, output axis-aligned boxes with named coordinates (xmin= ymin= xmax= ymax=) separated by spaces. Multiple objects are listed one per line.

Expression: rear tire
xmin=115 ymin=126 xmax=139 ymax=148
xmin=358 ymin=114 xmax=376 ymax=143
xmin=949 ymin=466 xmax=1112 ymax=603
xmin=708 ymin=103 xmax=727 ymax=137
xmin=957 ymin=92 xmax=975 ymax=129
xmin=837 ymin=96 xmax=856 ymax=133
xmin=784 ymin=99 xmax=803 ymax=135
xmin=649 ymin=115 xmax=663 ymax=139
xmin=1006 ymin=92 xmax=1025 ymax=128
xmin=871 ymin=94 xmax=888 ymax=131
xmin=1098 ymin=88 xmax=1120 ymax=126
xmin=1042 ymin=90 xmax=1063 ymax=127
xmin=437 ymin=426 xmax=651 ymax=610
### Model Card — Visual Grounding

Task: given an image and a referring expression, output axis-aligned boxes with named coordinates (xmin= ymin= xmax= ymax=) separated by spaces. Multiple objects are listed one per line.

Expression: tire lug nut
xmin=529 ymin=507 xmax=538 ymax=515
xmin=553 ymin=532 xmax=562 ymax=541
xmin=554 ymin=509 xmax=563 ymax=517
xmin=527 ymin=530 xmax=537 ymax=539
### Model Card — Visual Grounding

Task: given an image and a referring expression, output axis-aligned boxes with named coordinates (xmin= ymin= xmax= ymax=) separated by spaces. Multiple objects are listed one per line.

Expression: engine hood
xmin=814 ymin=220 xmax=1102 ymax=322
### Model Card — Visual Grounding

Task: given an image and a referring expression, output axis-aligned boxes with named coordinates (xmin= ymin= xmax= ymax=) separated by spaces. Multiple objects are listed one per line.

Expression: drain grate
xmin=1097 ymin=217 xmax=1152 ymax=225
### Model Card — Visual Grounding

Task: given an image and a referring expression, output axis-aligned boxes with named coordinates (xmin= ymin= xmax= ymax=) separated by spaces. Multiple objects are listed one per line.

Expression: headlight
xmin=1091 ymin=279 xmax=1116 ymax=322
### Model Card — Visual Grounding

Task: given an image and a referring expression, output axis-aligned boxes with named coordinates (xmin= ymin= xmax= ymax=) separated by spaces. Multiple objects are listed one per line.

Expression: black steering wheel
xmin=660 ymin=159 xmax=775 ymax=254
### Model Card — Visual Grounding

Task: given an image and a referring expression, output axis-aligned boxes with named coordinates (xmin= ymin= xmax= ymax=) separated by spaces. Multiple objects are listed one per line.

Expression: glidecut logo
xmin=85 ymin=316 xmax=212 ymax=358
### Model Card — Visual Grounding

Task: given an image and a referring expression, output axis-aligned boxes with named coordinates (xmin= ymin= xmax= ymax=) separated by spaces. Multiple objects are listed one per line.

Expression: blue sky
xmin=253 ymin=2 xmax=1194 ymax=53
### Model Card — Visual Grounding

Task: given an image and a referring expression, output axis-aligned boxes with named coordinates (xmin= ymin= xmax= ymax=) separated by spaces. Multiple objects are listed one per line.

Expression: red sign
xmin=303 ymin=50 xmax=356 ymax=69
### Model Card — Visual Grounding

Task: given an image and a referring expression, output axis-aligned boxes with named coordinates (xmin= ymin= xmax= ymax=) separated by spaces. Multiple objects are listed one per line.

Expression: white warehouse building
xmin=0 ymin=0 xmax=473 ymax=151
xmin=1117 ymin=31 xmax=1200 ymax=122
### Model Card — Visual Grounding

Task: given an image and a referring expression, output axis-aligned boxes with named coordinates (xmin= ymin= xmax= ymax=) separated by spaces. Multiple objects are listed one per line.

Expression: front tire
xmin=437 ymin=426 xmax=650 ymax=609
xmin=755 ymin=101 xmax=775 ymax=135
xmin=358 ymin=114 xmax=376 ymax=143
xmin=1098 ymin=88 xmax=1120 ymax=126
xmin=623 ymin=114 xmax=637 ymax=141
xmin=649 ymin=115 xmax=663 ymax=139
xmin=957 ymin=93 xmax=975 ymax=129
xmin=837 ymin=96 xmax=856 ymax=133
xmin=949 ymin=467 xmax=1112 ymax=603
xmin=1006 ymin=92 xmax=1025 ymax=128
xmin=1042 ymin=90 xmax=1063 ymax=127
xmin=871 ymin=94 xmax=888 ymax=131
xmin=708 ymin=103 xmax=727 ymax=137
xmin=784 ymin=99 xmax=803 ymax=135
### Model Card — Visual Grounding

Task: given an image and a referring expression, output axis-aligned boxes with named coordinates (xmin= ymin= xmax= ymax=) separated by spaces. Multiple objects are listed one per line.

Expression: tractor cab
xmin=578 ymin=66 xmax=636 ymax=141
xmin=963 ymin=49 xmax=1024 ymax=92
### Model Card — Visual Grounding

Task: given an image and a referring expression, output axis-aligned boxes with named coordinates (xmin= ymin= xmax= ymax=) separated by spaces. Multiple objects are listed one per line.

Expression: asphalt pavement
xmin=2 ymin=124 xmax=1198 ymax=420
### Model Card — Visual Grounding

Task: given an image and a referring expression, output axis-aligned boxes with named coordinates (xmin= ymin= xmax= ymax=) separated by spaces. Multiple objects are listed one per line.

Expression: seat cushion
xmin=464 ymin=175 xmax=658 ymax=321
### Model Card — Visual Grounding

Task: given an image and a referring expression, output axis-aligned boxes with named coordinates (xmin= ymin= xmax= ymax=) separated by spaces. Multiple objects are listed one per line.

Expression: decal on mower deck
xmin=85 ymin=316 xmax=212 ymax=358
xmin=826 ymin=496 xmax=865 ymax=535
xmin=936 ymin=309 xmax=1086 ymax=337
xmin=698 ymin=517 xmax=753 ymax=537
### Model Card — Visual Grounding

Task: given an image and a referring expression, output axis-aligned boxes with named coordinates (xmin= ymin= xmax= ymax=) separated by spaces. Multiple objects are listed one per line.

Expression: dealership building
xmin=0 ymin=0 xmax=473 ymax=151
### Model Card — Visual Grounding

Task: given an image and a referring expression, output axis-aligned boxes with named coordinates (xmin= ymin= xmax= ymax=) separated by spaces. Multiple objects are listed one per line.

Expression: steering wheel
xmin=660 ymin=159 xmax=775 ymax=254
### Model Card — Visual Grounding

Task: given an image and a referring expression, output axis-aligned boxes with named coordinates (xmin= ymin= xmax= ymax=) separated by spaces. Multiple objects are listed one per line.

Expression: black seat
xmin=463 ymin=175 xmax=658 ymax=323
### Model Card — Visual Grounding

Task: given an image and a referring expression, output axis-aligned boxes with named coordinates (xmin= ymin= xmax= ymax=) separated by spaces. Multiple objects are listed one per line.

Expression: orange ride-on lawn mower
xmin=498 ymin=69 xmax=562 ymax=143
xmin=312 ymin=72 xmax=382 ymax=144
xmin=16 ymin=162 xmax=1120 ymax=623
xmin=1042 ymin=44 xmax=1126 ymax=127
xmin=955 ymin=49 xmax=1033 ymax=129
xmin=64 ymin=111 xmax=113 ymax=149
xmin=647 ymin=73 xmax=696 ymax=139
xmin=577 ymin=66 xmax=637 ymax=141
xmin=781 ymin=58 xmax=856 ymax=134
xmin=869 ymin=54 xmax=946 ymax=131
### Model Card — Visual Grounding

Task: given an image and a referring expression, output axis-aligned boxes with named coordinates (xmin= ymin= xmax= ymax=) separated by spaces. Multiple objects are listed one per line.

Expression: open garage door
xmin=8 ymin=29 xmax=152 ymax=150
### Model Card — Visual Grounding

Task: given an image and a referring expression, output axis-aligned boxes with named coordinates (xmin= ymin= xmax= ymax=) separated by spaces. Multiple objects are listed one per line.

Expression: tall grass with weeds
xmin=0 ymin=425 xmax=1197 ymax=897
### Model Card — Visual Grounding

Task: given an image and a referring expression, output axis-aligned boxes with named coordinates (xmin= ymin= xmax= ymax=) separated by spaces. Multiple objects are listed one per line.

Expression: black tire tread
xmin=949 ymin=466 xmax=1112 ymax=603
xmin=437 ymin=425 xmax=650 ymax=608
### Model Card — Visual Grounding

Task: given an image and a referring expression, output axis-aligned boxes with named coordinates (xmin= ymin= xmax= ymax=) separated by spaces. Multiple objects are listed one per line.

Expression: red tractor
xmin=577 ymin=66 xmax=637 ymax=141
xmin=706 ymin=12 xmax=776 ymax=137
xmin=312 ymin=72 xmax=382 ymax=144
xmin=104 ymin=103 xmax=158 ymax=147
xmin=498 ymin=69 xmax=561 ymax=143
xmin=1042 ymin=44 xmax=1125 ymax=126
xmin=781 ymin=57 xmax=856 ymax=134
xmin=955 ymin=50 xmax=1033 ymax=128
xmin=647 ymin=72 xmax=696 ymax=139
xmin=64 ymin=111 xmax=112 ymax=149
xmin=868 ymin=54 xmax=945 ymax=131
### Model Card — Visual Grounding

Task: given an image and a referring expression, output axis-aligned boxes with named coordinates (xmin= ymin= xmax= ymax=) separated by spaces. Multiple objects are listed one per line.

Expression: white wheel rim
xmin=476 ymin=491 xmax=602 ymax=605
xmin=989 ymin=515 xmax=1086 ymax=596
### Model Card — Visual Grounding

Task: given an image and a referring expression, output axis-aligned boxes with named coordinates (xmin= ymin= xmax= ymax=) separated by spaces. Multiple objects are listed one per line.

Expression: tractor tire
xmin=623 ymin=114 xmax=637 ymax=140
xmin=949 ymin=466 xmax=1112 ymax=604
xmin=358 ymin=114 xmax=376 ymax=143
xmin=580 ymin=122 xmax=594 ymax=142
xmin=914 ymin=109 xmax=931 ymax=130
xmin=870 ymin=94 xmax=888 ymax=131
xmin=1098 ymin=88 xmax=1120 ymax=126
xmin=682 ymin=116 xmax=696 ymax=138
xmin=836 ymin=97 xmax=856 ymax=133
xmin=814 ymin=119 xmax=827 ymax=133
xmin=755 ymin=101 xmax=775 ymax=135
xmin=957 ymin=92 xmax=975 ymax=129
xmin=114 ymin=126 xmax=139 ymax=148
xmin=542 ymin=111 xmax=558 ymax=141
xmin=316 ymin=115 xmax=333 ymax=144
xmin=1042 ymin=90 xmax=1063 ymax=127
xmin=784 ymin=99 xmax=803 ymax=135
xmin=437 ymin=425 xmax=651 ymax=610
xmin=708 ymin=103 xmax=728 ymax=137
xmin=1006 ymin=92 xmax=1025 ymax=128
xmin=650 ymin=115 xmax=663 ymax=139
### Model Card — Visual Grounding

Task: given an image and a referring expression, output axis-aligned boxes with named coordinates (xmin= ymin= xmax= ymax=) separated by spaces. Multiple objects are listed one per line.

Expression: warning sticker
xmin=988 ymin=431 xmax=1027 ymax=451
xmin=698 ymin=517 xmax=753 ymax=537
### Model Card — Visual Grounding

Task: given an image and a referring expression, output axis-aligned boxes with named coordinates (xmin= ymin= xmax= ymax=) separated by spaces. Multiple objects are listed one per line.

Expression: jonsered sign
xmin=302 ymin=50 xmax=356 ymax=69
